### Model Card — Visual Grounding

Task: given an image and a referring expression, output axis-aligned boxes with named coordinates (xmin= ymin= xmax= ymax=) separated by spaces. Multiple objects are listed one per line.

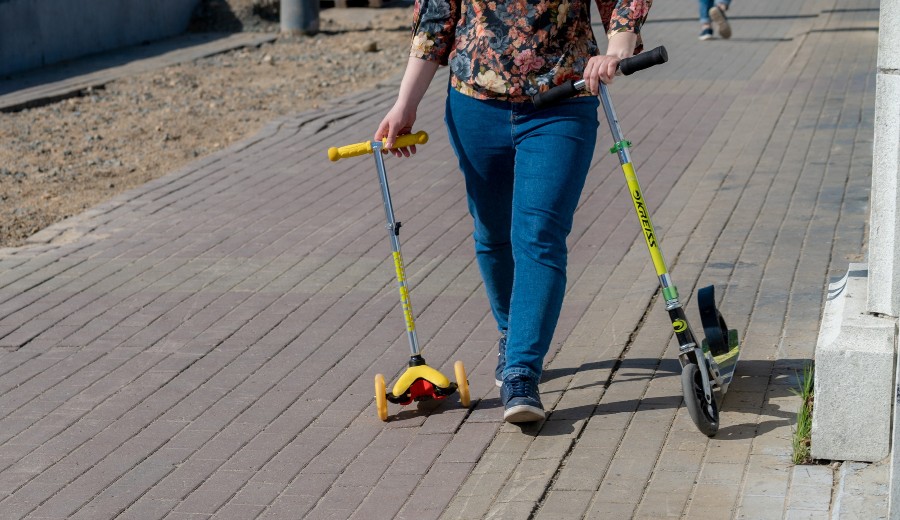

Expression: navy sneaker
xmin=495 ymin=334 xmax=507 ymax=388
xmin=500 ymin=374 xmax=545 ymax=423
xmin=699 ymin=27 xmax=713 ymax=40
xmin=709 ymin=5 xmax=731 ymax=39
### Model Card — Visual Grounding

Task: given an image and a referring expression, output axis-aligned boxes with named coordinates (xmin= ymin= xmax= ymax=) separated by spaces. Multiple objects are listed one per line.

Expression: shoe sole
xmin=699 ymin=34 xmax=713 ymax=41
xmin=709 ymin=7 xmax=731 ymax=39
xmin=504 ymin=404 xmax=545 ymax=423
xmin=495 ymin=378 xmax=502 ymax=388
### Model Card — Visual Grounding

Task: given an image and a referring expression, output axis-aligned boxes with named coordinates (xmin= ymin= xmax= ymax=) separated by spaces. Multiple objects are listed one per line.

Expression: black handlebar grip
xmin=531 ymin=80 xmax=580 ymax=110
xmin=531 ymin=46 xmax=668 ymax=109
xmin=618 ymin=45 xmax=668 ymax=76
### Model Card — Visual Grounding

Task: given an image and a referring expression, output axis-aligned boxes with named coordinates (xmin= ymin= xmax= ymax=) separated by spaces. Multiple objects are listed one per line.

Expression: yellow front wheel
xmin=454 ymin=361 xmax=470 ymax=408
xmin=374 ymin=374 xmax=388 ymax=421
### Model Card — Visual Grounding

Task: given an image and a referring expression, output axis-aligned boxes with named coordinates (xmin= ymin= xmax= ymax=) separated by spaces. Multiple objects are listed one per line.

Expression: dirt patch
xmin=0 ymin=2 xmax=413 ymax=248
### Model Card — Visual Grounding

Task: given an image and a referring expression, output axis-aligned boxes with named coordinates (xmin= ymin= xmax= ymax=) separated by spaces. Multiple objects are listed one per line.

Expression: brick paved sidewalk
xmin=0 ymin=0 xmax=883 ymax=518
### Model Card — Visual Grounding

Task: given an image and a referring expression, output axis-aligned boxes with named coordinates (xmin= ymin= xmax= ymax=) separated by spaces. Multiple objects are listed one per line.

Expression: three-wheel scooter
xmin=533 ymin=46 xmax=741 ymax=436
xmin=328 ymin=132 xmax=470 ymax=421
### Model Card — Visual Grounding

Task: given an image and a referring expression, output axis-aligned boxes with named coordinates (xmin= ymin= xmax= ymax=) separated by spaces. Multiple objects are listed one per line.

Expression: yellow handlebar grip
xmin=327 ymin=131 xmax=429 ymax=162
xmin=328 ymin=141 xmax=373 ymax=162
xmin=389 ymin=131 xmax=429 ymax=149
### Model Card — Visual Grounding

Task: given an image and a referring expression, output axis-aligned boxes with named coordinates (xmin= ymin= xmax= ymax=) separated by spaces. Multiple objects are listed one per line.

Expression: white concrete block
xmin=879 ymin=0 xmax=900 ymax=71
xmin=891 ymin=344 xmax=900 ymax=519
xmin=868 ymin=73 xmax=900 ymax=316
xmin=812 ymin=264 xmax=897 ymax=462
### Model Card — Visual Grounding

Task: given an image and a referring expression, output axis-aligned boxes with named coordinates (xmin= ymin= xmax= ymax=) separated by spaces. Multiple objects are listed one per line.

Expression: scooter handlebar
xmin=328 ymin=131 xmax=429 ymax=162
xmin=531 ymin=46 xmax=668 ymax=110
xmin=619 ymin=45 xmax=668 ymax=76
xmin=531 ymin=80 xmax=581 ymax=112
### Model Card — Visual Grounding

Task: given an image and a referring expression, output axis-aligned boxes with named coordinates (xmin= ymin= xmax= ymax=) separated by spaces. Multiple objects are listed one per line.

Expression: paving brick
xmin=434 ymin=422 xmax=497 ymax=463
xmin=584 ymin=499 xmax=638 ymax=519
xmin=483 ymin=500 xmax=537 ymax=520
xmin=697 ymin=461 xmax=745 ymax=486
xmin=636 ymin=470 xmax=696 ymax=518
xmin=737 ymin=494 xmax=787 ymax=520
xmin=349 ymin=477 xmax=419 ymax=520
xmin=684 ymin=482 xmax=741 ymax=515
xmin=786 ymin=483 xmax=832 ymax=512
xmin=400 ymin=462 xmax=475 ymax=516
xmin=552 ymin=447 xmax=613 ymax=492
xmin=308 ymin=485 xmax=371 ymax=517
xmin=494 ymin=458 xmax=557 ymax=504
xmin=533 ymin=489 xmax=593 ymax=519
xmin=173 ymin=469 xmax=252 ymax=515
xmin=117 ymin=498 xmax=179 ymax=520
xmin=441 ymin=493 xmax=497 ymax=520
xmin=212 ymin=503 xmax=265 ymax=519
xmin=655 ymin=447 xmax=704 ymax=473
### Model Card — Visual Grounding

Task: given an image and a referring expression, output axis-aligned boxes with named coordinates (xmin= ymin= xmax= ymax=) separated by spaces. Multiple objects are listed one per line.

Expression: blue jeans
xmin=700 ymin=0 xmax=730 ymax=23
xmin=445 ymin=87 xmax=599 ymax=382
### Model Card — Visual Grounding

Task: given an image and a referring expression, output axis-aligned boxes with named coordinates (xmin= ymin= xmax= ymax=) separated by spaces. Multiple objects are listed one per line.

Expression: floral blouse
xmin=411 ymin=0 xmax=652 ymax=101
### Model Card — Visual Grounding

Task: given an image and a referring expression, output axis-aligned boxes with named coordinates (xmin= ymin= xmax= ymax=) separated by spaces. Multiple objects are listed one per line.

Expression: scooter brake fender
xmin=391 ymin=364 xmax=452 ymax=397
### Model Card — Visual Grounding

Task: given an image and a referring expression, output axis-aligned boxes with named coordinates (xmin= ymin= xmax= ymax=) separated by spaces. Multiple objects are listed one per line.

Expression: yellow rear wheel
xmin=374 ymin=374 xmax=388 ymax=421
xmin=454 ymin=360 xmax=470 ymax=408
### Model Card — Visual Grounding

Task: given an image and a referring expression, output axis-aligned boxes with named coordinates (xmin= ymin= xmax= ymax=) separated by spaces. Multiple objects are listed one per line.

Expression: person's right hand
xmin=375 ymin=102 xmax=418 ymax=158
xmin=583 ymin=54 xmax=623 ymax=94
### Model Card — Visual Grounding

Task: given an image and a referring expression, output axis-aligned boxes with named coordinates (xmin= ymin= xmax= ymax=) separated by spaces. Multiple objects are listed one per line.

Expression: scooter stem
xmin=599 ymin=83 xmax=680 ymax=301
xmin=372 ymin=142 xmax=421 ymax=358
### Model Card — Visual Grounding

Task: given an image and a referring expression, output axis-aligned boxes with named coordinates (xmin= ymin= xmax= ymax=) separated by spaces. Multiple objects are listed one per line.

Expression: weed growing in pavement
xmin=791 ymin=363 xmax=814 ymax=465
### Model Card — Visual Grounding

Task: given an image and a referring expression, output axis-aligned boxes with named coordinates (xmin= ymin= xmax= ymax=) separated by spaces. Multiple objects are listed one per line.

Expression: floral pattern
xmin=411 ymin=0 xmax=652 ymax=101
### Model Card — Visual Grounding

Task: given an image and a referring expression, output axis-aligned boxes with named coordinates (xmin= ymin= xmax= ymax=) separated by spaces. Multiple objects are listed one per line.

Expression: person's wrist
xmin=606 ymin=30 xmax=637 ymax=59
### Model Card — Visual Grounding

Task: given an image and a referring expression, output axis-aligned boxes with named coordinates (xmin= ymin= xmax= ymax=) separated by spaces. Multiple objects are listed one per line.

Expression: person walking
xmin=699 ymin=0 xmax=731 ymax=40
xmin=374 ymin=0 xmax=652 ymax=423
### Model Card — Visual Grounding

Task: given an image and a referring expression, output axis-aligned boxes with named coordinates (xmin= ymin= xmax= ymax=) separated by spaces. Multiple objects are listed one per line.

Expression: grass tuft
xmin=791 ymin=363 xmax=815 ymax=465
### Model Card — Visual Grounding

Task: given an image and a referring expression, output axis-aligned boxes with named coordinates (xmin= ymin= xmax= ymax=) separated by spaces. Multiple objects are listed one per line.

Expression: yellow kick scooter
xmin=328 ymin=132 xmax=471 ymax=421
xmin=533 ymin=47 xmax=740 ymax=436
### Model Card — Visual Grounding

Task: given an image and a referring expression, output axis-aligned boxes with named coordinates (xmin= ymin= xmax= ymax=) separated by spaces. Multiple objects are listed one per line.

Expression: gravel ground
xmin=0 ymin=1 xmax=413 ymax=247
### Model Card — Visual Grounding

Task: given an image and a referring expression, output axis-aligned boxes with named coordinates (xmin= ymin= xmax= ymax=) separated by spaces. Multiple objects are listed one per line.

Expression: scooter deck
xmin=705 ymin=329 xmax=740 ymax=394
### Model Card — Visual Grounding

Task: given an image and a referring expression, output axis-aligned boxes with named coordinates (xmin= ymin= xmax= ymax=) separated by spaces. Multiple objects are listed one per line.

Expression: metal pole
xmin=280 ymin=0 xmax=319 ymax=36
xmin=372 ymin=142 xmax=422 ymax=357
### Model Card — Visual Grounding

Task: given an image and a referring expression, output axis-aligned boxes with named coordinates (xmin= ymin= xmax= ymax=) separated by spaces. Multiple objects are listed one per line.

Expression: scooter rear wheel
xmin=375 ymin=374 xmax=389 ymax=421
xmin=681 ymin=363 xmax=719 ymax=436
xmin=454 ymin=361 xmax=470 ymax=408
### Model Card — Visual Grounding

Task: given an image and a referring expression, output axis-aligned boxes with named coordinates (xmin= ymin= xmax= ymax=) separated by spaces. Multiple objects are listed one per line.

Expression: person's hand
xmin=583 ymin=31 xmax=637 ymax=94
xmin=374 ymin=102 xmax=418 ymax=158
xmin=583 ymin=55 xmax=623 ymax=94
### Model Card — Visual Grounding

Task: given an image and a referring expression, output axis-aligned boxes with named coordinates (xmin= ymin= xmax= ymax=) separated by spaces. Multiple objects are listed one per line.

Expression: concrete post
xmin=868 ymin=0 xmax=900 ymax=317
xmin=281 ymin=0 xmax=319 ymax=36
xmin=871 ymin=2 xmax=900 ymax=519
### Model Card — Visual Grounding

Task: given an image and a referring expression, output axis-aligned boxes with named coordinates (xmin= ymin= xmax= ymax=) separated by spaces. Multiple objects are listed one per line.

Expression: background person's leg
xmin=698 ymin=0 xmax=714 ymax=39
xmin=709 ymin=0 xmax=732 ymax=38
xmin=699 ymin=0 xmax=713 ymax=23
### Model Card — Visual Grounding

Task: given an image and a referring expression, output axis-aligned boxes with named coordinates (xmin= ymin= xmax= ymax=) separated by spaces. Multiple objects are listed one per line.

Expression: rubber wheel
xmin=374 ymin=373 xmax=388 ymax=421
xmin=681 ymin=363 xmax=719 ymax=436
xmin=454 ymin=360 xmax=470 ymax=408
